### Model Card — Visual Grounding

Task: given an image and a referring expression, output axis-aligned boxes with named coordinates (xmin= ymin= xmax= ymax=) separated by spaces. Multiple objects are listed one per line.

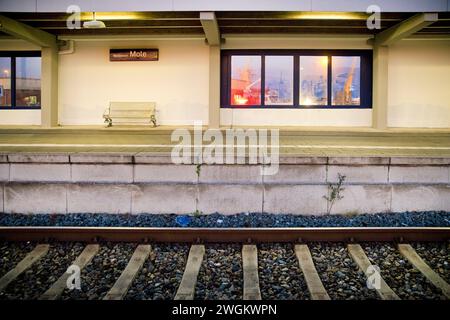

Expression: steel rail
xmin=0 ymin=227 xmax=448 ymax=243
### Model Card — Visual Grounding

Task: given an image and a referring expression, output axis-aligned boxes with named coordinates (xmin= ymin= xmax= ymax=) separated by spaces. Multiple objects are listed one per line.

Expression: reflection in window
xmin=231 ymin=56 xmax=261 ymax=105
xmin=264 ymin=56 xmax=293 ymax=105
xmin=16 ymin=57 xmax=41 ymax=107
xmin=300 ymin=56 xmax=328 ymax=106
xmin=0 ymin=57 xmax=11 ymax=106
xmin=332 ymin=56 xmax=360 ymax=106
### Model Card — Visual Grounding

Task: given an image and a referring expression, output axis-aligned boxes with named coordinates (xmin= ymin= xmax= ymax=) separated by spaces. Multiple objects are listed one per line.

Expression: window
xmin=230 ymin=55 xmax=261 ymax=105
xmin=0 ymin=52 xmax=41 ymax=109
xmin=332 ymin=56 xmax=360 ymax=106
xmin=221 ymin=50 xmax=372 ymax=109
xmin=300 ymin=56 xmax=328 ymax=106
xmin=265 ymin=56 xmax=293 ymax=105
xmin=0 ymin=57 xmax=11 ymax=106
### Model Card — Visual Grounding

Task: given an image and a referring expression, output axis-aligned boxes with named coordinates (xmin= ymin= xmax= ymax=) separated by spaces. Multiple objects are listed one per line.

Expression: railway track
xmin=0 ymin=227 xmax=448 ymax=300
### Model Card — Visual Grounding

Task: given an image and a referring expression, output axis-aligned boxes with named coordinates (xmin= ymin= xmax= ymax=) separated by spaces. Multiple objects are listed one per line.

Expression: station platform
xmin=0 ymin=126 xmax=449 ymax=157
xmin=0 ymin=126 xmax=449 ymax=216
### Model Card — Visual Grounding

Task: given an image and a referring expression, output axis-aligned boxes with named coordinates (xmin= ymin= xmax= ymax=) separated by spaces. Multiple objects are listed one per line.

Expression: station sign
xmin=109 ymin=49 xmax=159 ymax=61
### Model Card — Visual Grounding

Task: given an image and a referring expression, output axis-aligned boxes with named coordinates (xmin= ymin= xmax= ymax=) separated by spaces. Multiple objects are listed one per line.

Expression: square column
xmin=208 ymin=45 xmax=220 ymax=128
xmin=41 ymin=46 xmax=58 ymax=127
xmin=372 ymin=45 xmax=388 ymax=130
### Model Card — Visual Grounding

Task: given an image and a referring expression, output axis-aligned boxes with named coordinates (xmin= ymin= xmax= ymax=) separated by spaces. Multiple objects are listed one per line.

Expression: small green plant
xmin=324 ymin=173 xmax=346 ymax=215
xmin=192 ymin=209 xmax=203 ymax=217
xmin=193 ymin=153 xmax=202 ymax=219
xmin=196 ymin=163 xmax=202 ymax=177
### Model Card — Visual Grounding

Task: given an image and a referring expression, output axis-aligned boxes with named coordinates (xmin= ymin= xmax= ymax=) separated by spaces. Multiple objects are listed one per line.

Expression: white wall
xmin=58 ymin=39 xmax=209 ymax=125
xmin=0 ymin=110 xmax=41 ymax=125
xmin=221 ymin=109 xmax=371 ymax=127
xmin=387 ymin=39 xmax=450 ymax=128
xmin=1 ymin=37 xmax=449 ymax=128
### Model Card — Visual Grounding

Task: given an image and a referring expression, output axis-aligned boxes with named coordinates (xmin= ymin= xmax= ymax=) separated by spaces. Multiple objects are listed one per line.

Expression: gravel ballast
xmin=195 ymin=244 xmax=242 ymax=300
xmin=61 ymin=243 xmax=136 ymax=300
xmin=412 ymin=242 xmax=449 ymax=283
xmin=258 ymin=244 xmax=309 ymax=300
xmin=362 ymin=243 xmax=447 ymax=300
xmin=125 ymin=244 xmax=188 ymax=300
xmin=0 ymin=211 xmax=448 ymax=228
xmin=310 ymin=242 xmax=378 ymax=300
xmin=0 ymin=242 xmax=35 ymax=278
xmin=0 ymin=242 xmax=84 ymax=300
xmin=0 ymin=241 xmax=448 ymax=300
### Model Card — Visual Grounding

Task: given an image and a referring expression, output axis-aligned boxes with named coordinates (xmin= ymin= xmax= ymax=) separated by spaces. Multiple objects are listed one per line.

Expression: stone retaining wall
xmin=0 ymin=153 xmax=449 ymax=215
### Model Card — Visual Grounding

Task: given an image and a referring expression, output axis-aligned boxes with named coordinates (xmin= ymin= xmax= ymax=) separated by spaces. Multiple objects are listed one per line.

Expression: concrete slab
xmin=71 ymin=164 xmax=133 ymax=183
xmin=390 ymin=157 xmax=450 ymax=165
xmin=327 ymin=165 xmax=389 ymax=184
xmin=279 ymin=156 xmax=327 ymax=164
xmin=7 ymin=153 xmax=70 ymax=163
xmin=263 ymin=185 xmax=328 ymax=215
xmin=264 ymin=165 xmax=326 ymax=184
xmin=0 ymin=164 xmax=8 ymax=182
xmin=132 ymin=184 xmax=197 ymax=214
xmin=331 ymin=185 xmax=392 ymax=215
xmin=198 ymin=184 xmax=263 ymax=214
xmin=0 ymin=154 xmax=7 ymax=163
xmin=4 ymin=183 xmax=67 ymax=214
xmin=70 ymin=153 xmax=134 ymax=164
xmin=67 ymin=184 xmax=132 ymax=214
xmin=328 ymin=157 xmax=389 ymax=165
xmin=199 ymin=165 xmax=263 ymax=184
xmin=0 ymin=183 xmax=3 ymax=213
xmin=134 ymin=153 xmax=173 ymax=164
xmin=10 ymin=164 xmax=70 ymax=182
xmin=391 ymin=185 xmax=450 ymax=212
xmin=389 ymin=166 xmax=449 ymax=184
xmin=134 ymin=165 xmax=197 ymax=183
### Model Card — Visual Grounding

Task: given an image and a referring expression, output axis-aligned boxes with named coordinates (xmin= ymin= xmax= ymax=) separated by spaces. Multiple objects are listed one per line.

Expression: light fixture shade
xmin=83 ymin=20 xmax=106 ymax=29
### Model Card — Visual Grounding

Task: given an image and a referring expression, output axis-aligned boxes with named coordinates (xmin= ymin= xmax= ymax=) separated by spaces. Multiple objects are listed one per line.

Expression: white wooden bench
xmin=103 ymin=102 xmax=157 ymax=127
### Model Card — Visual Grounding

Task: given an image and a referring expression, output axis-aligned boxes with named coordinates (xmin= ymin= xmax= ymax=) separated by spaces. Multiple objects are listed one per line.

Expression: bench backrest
xmin=109 ymin=102 xmax=155 ymax=118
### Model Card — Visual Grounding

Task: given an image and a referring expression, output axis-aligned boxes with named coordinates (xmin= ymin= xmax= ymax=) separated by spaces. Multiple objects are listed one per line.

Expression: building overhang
xmin=0 ymin=0 xmax=449 ymax=13
xmin=0 ymin=10 xmax=448 ymax=42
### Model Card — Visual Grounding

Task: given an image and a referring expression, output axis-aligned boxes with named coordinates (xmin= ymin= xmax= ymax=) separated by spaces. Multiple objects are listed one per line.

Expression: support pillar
xmin=372 ymin=45 xmax=388 ymax=130
xmin=41 ymin=46 xmax=58 ymax=127
xmin=208 ymin=45 xmax=220 ymax=129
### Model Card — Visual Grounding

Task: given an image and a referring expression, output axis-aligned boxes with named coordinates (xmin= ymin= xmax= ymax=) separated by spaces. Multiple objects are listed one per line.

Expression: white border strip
xmin=0 ymin=144 xmax=449 ymax=150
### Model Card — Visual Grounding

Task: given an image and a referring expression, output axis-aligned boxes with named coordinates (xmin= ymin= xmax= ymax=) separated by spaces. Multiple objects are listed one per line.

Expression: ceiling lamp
xmin=83 ymin=12 xmax=106 ymax=29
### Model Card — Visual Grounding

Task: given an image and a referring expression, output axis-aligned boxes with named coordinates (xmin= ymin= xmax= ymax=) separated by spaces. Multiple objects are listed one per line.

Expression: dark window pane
xmin=299 ymin=56 xmax=328 ymax=106
xmin=332 ymin=56 xmax=360 ymax=106
xmin=0 ymin=57 xmax=11 ymax=106
xmin=264 ymin=56 xmax=293 ymax=105
xmin=231 ymin=55 xmax=261 ymax=105
xmin=16 ymin=57 xmax=41 ymax=107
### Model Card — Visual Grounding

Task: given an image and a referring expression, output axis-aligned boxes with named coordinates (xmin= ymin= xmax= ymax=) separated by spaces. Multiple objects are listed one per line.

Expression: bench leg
xmin=151 ymin=115 xmax=157 ymax=127
xmin=104 ymin=117 xmax=112 ymax=127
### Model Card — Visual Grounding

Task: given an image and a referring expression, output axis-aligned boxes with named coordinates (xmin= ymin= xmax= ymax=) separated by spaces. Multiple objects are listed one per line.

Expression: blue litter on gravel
xmin=175 ymin=215 xmax=191 ymax=227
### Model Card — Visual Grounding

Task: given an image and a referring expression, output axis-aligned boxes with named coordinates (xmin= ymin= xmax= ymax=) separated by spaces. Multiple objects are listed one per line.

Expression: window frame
xmin=221 ymin=49 xmax=372 ymax=109
xmin=0 ymin=51 xmax=41 ymax=110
